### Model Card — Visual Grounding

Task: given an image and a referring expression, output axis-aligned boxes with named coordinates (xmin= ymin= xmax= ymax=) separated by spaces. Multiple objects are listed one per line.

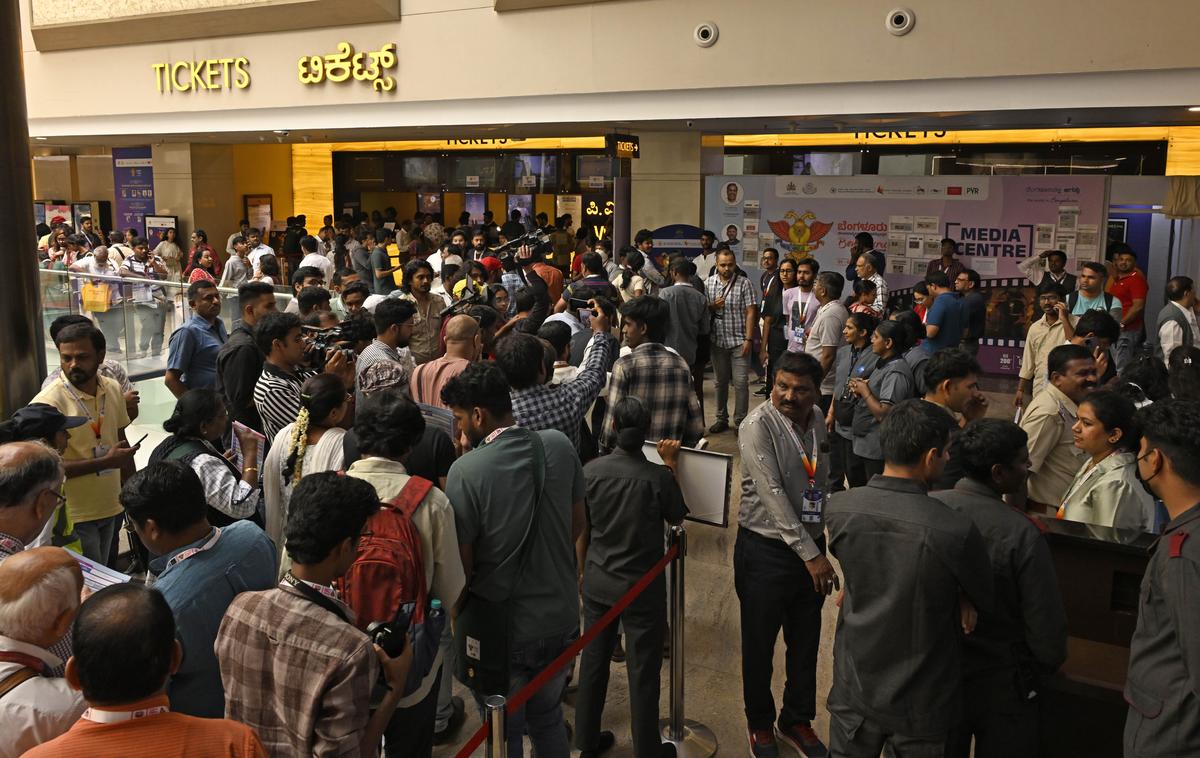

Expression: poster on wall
xmin=244 ymin=195 xmax=272 ymax=238
xmin=71 ymin=203 xmax=95 ymax=233
xmin=112 ymin=146 xmax=155 ymax=236
xmin=33 ymin=203 xmax=46 ymax=228
xmin=44 ymin=203 xmax=73 ymax=228
xmin=145 ymin=215 xmax=178 ymax=249
xmin=556 ymin=195 xmax=583 ymax=230
xmin=704 ymin=175 xmax=1109 ymax=375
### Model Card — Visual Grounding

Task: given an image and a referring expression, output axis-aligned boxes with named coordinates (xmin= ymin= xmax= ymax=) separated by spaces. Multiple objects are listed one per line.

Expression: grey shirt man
xmin=931 ymin=479 xmax=1067 ymax=681
xmin=737 ymin=401 xmax=828 ymax=561
xmin=1124 ymin=502 xmax=1200 ymax=756
xmin=827 ymin=475 xmax=993 ymax=737
xmin=660 ymin=282 xmax=709 ymax=367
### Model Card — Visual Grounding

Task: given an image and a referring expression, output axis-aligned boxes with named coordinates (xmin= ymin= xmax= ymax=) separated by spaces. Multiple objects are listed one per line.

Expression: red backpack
xmin=337 ymin=476 xmax=433 ymax=631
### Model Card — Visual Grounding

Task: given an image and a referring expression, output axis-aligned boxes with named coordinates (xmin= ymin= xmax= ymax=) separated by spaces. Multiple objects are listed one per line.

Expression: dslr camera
xmin=367 ymin=601 xmax=415 ymax=658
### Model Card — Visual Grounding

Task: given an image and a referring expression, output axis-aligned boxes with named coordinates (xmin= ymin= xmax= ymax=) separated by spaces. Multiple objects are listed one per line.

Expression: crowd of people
xmin=2 ymin=209 xmax=1199 ymax=758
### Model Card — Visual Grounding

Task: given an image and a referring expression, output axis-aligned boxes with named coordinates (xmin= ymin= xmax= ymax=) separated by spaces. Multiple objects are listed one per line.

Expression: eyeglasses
xmin=1136 ymin=449 xmax=1157 ymax=464
xmin=43 ymin=487 xmax=67 ymax=508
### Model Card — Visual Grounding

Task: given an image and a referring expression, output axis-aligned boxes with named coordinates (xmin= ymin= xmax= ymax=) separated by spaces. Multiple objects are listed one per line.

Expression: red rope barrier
xmin=453 ymin=542 xmax=680 ymax=758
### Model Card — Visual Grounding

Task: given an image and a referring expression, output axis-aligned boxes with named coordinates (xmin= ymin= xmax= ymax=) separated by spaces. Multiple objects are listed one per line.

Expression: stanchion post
xmin=485 ymin=694 xmax=507 ymax=758
xmin=659 ymin=526 xmax=717 ymax=757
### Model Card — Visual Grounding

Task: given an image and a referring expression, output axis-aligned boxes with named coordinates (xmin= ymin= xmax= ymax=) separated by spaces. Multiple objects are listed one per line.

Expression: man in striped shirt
xmin=251 ymin=312 xmax=353 ymax=442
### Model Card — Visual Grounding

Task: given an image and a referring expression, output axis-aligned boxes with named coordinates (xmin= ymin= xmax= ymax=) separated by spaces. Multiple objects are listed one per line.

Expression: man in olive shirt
xmin=441 ymin=363 xmax=584 ymax=758
xmin=1019 ymin=344 xmax=1097 ymax=513
xmin=826 ymin=399 xmax=993 ymax=756
xmin=736 ymin=352 xmax=839 ymax=758
xmin=932 ymin=420 xmax=1067 ymax=757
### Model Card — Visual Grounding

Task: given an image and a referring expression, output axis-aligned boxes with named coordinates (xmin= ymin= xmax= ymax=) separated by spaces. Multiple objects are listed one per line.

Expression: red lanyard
xmin=61 ymin=375 xmax=104 ymax=438
xmin=774 ymin=405 xmax=818 ymax=482
xmin=0 ymin=651 xmax=49 ymax=675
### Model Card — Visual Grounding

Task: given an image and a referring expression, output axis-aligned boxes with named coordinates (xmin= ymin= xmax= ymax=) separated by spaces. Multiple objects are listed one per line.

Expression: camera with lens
xmin=493 ymin=231 xmax=552 ymax=271
xmin=367 ymin=601 xmax=415 ymax=658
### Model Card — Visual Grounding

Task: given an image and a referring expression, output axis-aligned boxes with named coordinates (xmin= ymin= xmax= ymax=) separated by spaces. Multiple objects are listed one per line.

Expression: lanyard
xmin=483 ymin=425 xmax=515 ymax=446
xmin=1057 ymin=456 xmax=1110 ymax=519
xmin=82 ymin=705 xmax=169 ymax=724
xmin=281 ymin=572 xmax=350 ymax=623
xmin=60 ymin=375 xmax=104 ymax=439
xmin=773 ymin=405 xmax=819 ymax=482
xmin=163 ymin=527 xmax=222 ymax=571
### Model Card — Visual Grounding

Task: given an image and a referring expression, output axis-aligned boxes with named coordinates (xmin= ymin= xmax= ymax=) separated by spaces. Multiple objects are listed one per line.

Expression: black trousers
xmin=574 ymin=587 xmax=667 ymax=758
xmin=945 ymin=670 xmax=1041 ymax=758
xmin=846 ymin=451 xmax=882 ymax=488
xmin=383 ymin=667 xmax=441 ymax=758
xmin=733 ymin=527 xmax=825 ymax=731
xmin=829 ymin=432 xmax=851 ymax=493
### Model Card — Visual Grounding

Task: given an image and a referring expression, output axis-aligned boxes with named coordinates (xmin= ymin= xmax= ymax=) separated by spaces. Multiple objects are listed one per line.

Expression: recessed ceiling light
xmin=1190 ymin=106 xmax=1200 ymax=112
xmin=33 ymin=136 xmax=47 ymax=140
xmin=272 ymin=130 xmax=289 ymax=135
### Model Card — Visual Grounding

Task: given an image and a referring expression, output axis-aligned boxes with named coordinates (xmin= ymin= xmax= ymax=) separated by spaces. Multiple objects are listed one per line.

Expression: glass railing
xmin=38 ymin=268 xmax=292 ymax=382
xmin=38 ymin=268 xmax=293 ymax=467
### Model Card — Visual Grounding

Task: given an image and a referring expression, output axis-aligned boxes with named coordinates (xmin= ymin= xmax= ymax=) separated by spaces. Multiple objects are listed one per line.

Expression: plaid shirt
xmin=869 ymin=272 xmax=889 ymax=315
xmin=216 ymin=584 xmax=377 ymax=757
xmin=600 ymin=342 xmax=704 ymax=453
xmin=511 ymin=333 xmax=611 ymax=450
xmin=704 ymin=274 xmax=757 ymax=349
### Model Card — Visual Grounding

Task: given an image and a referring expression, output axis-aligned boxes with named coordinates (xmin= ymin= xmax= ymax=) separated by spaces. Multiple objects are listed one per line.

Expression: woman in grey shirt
xmin=846 ymin=319 xmax=915 ymax=482
xmin=827 ymin=312 xmax=878 ymax=490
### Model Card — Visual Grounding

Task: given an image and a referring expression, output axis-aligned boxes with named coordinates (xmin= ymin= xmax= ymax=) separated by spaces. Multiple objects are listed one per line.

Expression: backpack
xmin=337 ymin=476 xmax=433 ymax=631
xmin=1067 ymin=290 xmax=1114 ymax=314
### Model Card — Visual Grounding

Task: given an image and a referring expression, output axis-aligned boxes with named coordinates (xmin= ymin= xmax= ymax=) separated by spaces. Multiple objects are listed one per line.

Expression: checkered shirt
xmin=216 ymin=584 xmax=377 ymax=757
xmin=704 ymin=274 xmax=757 ymax=349
xmin=600 ymin=342 xmax=704 ymax=453
xmin=511 ymin=333 xmax=611 ymax=450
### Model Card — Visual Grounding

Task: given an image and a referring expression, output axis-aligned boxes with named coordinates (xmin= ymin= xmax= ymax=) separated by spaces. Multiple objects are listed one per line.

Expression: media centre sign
xmin=152 ymin=42 xmax=398 ymax=94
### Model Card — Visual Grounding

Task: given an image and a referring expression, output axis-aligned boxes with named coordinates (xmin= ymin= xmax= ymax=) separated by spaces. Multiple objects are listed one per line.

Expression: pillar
xmin=0 ymin=0 xmax=46 ymax=415
xmin=628 ymin=131 xmax=709 ymax=238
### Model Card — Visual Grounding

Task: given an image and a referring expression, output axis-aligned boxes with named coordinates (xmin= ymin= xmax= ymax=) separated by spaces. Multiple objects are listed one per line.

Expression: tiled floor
xmin=432 ymin=380 xmax=1017 ymax=757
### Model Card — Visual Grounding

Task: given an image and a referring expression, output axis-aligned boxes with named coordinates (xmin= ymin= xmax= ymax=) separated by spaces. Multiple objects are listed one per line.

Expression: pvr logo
xmin=965 ymin=187 xmax=981 ymax=195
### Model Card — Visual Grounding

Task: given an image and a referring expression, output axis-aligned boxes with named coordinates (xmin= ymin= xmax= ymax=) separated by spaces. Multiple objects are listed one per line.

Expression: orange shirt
xmin=23 ymin=695 xmax=266 ymax=758
xmin=532 ymin=262 xmax=565 ymax=303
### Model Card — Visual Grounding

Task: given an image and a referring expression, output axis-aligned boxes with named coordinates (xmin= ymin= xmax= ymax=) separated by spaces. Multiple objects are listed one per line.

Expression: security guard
xmin=1125 ymin=399 xmax=1200 ymax=757
xmin=932 ymin=419 xmax=1067 ymax=757
xmin=826 ymin=399 xmax=993 ymax=756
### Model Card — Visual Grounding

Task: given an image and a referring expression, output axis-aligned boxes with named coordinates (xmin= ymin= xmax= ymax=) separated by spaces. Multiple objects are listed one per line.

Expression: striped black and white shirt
xmin=253 ymin=362 xmax=318 ymax=442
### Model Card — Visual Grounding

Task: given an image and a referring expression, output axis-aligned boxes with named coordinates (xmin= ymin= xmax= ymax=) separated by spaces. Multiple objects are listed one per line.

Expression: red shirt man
xmin=1107 ymin=248 xmax=1149 ymax=332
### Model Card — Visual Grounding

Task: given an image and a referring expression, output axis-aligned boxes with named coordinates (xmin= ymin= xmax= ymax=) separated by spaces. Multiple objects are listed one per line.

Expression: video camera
xmin=301 ymin=316 xmax=374 ymax=363
xmin=493 ymin=231 xmax=552 ymax=271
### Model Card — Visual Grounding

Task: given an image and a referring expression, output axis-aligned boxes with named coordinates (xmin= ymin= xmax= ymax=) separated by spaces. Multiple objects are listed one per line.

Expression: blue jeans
xmin=74 ymin=513 xmax=121 ymax=565
xmin=474 ymin=629 xmax=578 ymax=758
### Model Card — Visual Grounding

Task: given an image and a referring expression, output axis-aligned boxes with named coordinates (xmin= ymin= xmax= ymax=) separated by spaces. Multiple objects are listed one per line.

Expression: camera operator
xmin=494 ymin=244 xmax=552 ymax=340
xmin=253 ymin=311 xmax=356 ymax=441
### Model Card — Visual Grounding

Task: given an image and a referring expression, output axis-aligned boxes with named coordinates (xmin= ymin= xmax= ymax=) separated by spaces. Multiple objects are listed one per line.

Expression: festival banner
xmin=112 ymin=146 xmax=155 ymax=236
xmin=704 ymin=175 xmax=1109 ymax=374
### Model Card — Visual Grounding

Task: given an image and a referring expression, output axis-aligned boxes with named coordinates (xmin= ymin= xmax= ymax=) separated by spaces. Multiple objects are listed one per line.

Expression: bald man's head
xmin=445 ymin=314 xmax=480 ymax=343
xmin=0 ymin=547 xmax=82 ymax=646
